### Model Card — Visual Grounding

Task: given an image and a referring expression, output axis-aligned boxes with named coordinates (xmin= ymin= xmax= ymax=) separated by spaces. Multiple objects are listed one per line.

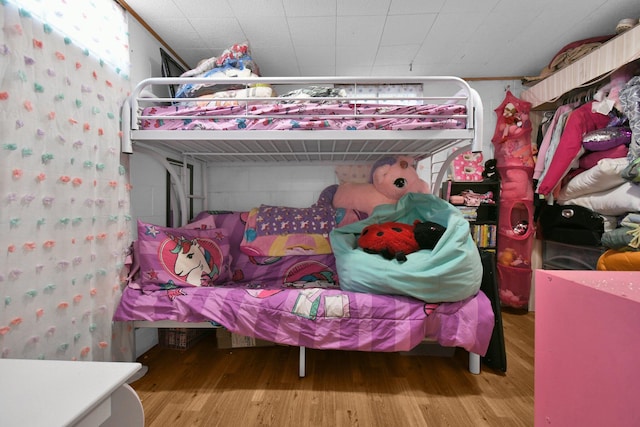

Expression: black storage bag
xmin=538 ymin=204 xmax=604 ymax=246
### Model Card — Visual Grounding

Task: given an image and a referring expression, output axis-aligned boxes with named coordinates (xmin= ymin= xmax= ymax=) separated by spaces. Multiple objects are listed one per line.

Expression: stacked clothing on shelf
xmin=533 ymin=65 xmax=640 ymax=271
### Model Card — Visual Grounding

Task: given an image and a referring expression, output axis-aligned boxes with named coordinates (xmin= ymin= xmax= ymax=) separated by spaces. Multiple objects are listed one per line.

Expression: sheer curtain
xmin=0 ymin=0 xmax=133 ymax=361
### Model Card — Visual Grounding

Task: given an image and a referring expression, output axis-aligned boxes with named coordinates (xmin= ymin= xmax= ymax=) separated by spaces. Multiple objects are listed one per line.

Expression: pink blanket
xmin=114 ymin=283 xmax=494 ymax=355
xmin=140 ymin=102 xmax=467 ymax=131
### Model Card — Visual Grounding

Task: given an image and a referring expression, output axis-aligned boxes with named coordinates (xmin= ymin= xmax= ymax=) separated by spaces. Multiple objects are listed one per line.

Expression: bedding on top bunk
xmin=115 ymin=207 xmax=494 ymax=355
xmin=139 ymin=102 xmax=467 ymax=132
xmin=154 ymin=41 xmax=468 ymax=132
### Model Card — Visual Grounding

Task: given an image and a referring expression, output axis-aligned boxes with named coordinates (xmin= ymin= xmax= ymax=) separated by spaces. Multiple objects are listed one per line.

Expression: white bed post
xmin=299 ymin=346 xmax=306 ymax=378
xmin=134 ymin=144 xmax=189 ymax=226
xmin=469 ymin=352 xmax=481 ymax=374
xmin=469 ymin=87 xmax=484 ymax=154
xmin=120 ymin=98 xmax=133 ymax=154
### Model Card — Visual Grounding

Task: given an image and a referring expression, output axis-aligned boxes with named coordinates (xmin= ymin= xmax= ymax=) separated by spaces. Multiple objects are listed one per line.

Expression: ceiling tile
xmin=336 ymin=16 xmax=386 ymax=46
xmin=228 ymin=0 xmax=286 ymax=17
xmin=283 ymin=0 xmax=336 ymax=17
xmin=374 ymin=44 xmax=421 ymax=66
xmin=424 ymin=12 xmax=482 ymax=44
xmin=151 ymin=19 xmax=203 ymax=48
xmin=295 ymin=44 xmax=336 ymax=67
xmin=380 ymin=14 xmax=436 ymax=46
xmin=337 ymin=0 xmax=391 ymax=16
xmin=180 ymin=49 xmax=217 ymax=68
xmin=336 ymin=64 xmax=372 ymax=75
xmin=297 ymin=46 xmax=336 ymax=76
xmin=413 ymin=40 xmax=466 ymax=65
xmin=288 ymin=17 xmax=336 ymax=47
xmin=388 ymin=0 xmax=445 ymax=14
xmin=336 ymin=44 xmax=377 ymax=67
xmin=370 ymin=64 xmax=417 ymax=76
xmin=252 ymin=50 xmax=300 ymax=76
xmin=440 ymin=0 xmax=500 ymax=13
xmin=236 ymin=15 xmax=293 ymax=48
xmin=127 ymin=0 xmax=183 ymax=21
xmin=188 ymin=18 xmax=246 ymax=47
xmin=174 ymin=0 xmax=235 ymax=19
xmin=125 ymin=0 xmax=640 ymax=79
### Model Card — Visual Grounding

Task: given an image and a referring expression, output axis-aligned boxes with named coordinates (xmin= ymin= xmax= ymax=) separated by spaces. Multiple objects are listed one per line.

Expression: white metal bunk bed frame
xmin=122 ymin=76 xmax=484 ymax=222
xmin=121 ymin=75 xmax=486 ymax=376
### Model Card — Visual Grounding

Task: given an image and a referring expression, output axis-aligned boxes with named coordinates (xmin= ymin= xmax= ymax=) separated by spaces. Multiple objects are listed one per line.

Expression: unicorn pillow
xmin=136 ymin=220 xmax=232 ymax=290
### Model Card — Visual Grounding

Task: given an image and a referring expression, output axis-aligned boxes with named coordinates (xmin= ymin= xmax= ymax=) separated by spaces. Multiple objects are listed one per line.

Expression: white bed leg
xmin=299 ymin=346 xmax=306 ymax=378
xmin=469 ymin=352 xmax=481 ymax=374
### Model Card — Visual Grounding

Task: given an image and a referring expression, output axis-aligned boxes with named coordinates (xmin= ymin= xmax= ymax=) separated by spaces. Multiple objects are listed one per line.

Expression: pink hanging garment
xmin=536 ymin=101 xmax=610 ymax=196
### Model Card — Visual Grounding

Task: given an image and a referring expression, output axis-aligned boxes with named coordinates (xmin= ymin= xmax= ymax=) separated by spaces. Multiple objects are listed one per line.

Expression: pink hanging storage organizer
xmin=491 ymin=91 xmax=535 ymax=309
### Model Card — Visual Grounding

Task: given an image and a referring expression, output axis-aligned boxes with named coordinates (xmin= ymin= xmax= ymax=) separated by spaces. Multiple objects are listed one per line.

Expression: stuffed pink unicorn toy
xmin=332 ymin=156 xmax=430 ymax=216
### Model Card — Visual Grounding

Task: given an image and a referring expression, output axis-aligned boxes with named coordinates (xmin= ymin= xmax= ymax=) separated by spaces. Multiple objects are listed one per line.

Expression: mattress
xmin=138 ymin=102 xmax=467 ymax=132
xmin=114 ymin=283 xmax=494 ymax=356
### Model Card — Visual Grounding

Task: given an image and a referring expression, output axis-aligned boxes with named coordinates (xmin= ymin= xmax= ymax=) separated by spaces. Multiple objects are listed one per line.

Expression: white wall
xmin=126 ymin=17 xmax=186 ymax=357
xmin=127 ymin=17 xmax=205 ymax=228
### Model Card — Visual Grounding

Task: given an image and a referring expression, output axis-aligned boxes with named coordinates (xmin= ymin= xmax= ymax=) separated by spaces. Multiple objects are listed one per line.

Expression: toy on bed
xmin=358 ymin=220 xmax=446 ymax=262
xmin=331 ymin=193 xmax=483 ymax=303
xmin=332 ymin=156 xmax=430 ymax=216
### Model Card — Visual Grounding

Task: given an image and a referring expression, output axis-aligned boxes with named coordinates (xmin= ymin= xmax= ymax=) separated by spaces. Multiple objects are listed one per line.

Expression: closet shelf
xmin=521 ymin=24 xmax=640 ymax=110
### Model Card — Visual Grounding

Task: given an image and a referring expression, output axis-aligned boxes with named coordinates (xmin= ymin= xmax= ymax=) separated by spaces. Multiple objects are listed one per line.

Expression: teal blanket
xmin=330 ymin=193 xmax=482 ymax=303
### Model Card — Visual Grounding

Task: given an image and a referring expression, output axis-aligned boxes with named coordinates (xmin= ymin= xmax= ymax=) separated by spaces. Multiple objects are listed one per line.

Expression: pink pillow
xmin=579 ymin=144 xmax=629 ymax=170
xmin=450 ymin=150 xmax=484 ymax=182
xmin=185 ymin=213 xmax=216 ymax=230
xmin=136 ymin=220 xmax=232 ymax=290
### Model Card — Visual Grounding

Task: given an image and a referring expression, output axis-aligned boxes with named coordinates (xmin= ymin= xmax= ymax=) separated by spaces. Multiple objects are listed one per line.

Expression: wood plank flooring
xmin=130 ymin=308 xmax=534 ymax=427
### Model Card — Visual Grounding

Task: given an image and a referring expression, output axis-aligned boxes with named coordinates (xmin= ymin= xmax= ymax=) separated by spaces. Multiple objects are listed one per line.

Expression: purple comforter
xmin=114 ymin=283 xmax=494 ymax=355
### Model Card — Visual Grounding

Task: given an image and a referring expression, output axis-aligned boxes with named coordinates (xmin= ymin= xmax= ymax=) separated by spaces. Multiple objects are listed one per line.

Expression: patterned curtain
xmin=0 ymin=1 xmax=133 ymax=361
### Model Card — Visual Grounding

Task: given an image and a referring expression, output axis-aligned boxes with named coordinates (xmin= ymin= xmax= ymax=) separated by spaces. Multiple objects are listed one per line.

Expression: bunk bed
xmin=116 ymin=75 xmax=499 ymax=376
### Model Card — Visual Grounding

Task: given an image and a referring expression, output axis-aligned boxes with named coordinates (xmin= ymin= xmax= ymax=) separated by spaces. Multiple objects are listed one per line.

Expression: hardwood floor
xmin=131 ymin=309 xmax=534 ymax=427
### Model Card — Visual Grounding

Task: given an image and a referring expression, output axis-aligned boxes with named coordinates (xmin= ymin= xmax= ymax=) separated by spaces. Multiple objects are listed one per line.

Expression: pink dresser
xmin=535 ymin=270 xmax=640 ymax=427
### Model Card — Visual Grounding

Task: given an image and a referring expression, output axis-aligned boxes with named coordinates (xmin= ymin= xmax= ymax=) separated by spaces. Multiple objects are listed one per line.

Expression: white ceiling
xmin=123 ymin=0 xmax=640 ymax=79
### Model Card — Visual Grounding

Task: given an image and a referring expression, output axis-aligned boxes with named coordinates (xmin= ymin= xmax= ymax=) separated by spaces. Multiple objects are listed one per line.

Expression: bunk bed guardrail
xmin=122 ymin=76 xmax=483 ymax=162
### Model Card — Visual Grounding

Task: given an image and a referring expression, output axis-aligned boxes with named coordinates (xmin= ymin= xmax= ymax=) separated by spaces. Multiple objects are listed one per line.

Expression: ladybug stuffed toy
xmin=357 ymin=220 xmax=446 ymax=262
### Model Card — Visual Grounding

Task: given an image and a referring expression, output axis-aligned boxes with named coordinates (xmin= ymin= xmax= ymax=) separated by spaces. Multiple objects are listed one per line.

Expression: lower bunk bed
xmin=114 ymin=196 xmax=499 ymax=377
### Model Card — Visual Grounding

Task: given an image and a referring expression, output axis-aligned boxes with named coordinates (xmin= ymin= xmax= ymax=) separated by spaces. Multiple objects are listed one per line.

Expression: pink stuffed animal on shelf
xmin=332 ymin=156 xmax=430 ymax=216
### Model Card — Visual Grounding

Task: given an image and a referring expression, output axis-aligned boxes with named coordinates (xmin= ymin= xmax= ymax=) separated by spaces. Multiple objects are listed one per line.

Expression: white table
xmin=0 ymin=359 xmax=144 ymax=427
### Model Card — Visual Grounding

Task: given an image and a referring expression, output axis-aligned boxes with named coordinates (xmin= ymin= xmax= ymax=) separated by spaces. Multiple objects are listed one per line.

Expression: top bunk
xmin=122 ymin=75 xmax=484 ymax=165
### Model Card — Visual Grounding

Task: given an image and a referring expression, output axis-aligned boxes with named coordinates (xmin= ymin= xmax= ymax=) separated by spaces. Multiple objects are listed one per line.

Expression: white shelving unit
xmin=521 ymin=24 xmax=640 ymax=109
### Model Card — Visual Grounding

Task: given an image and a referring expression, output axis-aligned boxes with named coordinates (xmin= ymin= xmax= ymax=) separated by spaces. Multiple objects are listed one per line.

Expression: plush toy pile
xmin=331 ymin=155 xmax=443 ymax=262
xmin=332 ymin=155 xmax=430 ymax=215
xmin=357 ymin=220 xmax=446 ymax=262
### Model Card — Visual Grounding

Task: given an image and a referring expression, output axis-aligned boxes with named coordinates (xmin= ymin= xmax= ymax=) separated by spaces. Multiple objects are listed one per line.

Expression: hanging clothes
xmin=534 ymin=102 xmax=579 ymax=182
xmin=537 ymin=101 xmax=611 ymax=196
